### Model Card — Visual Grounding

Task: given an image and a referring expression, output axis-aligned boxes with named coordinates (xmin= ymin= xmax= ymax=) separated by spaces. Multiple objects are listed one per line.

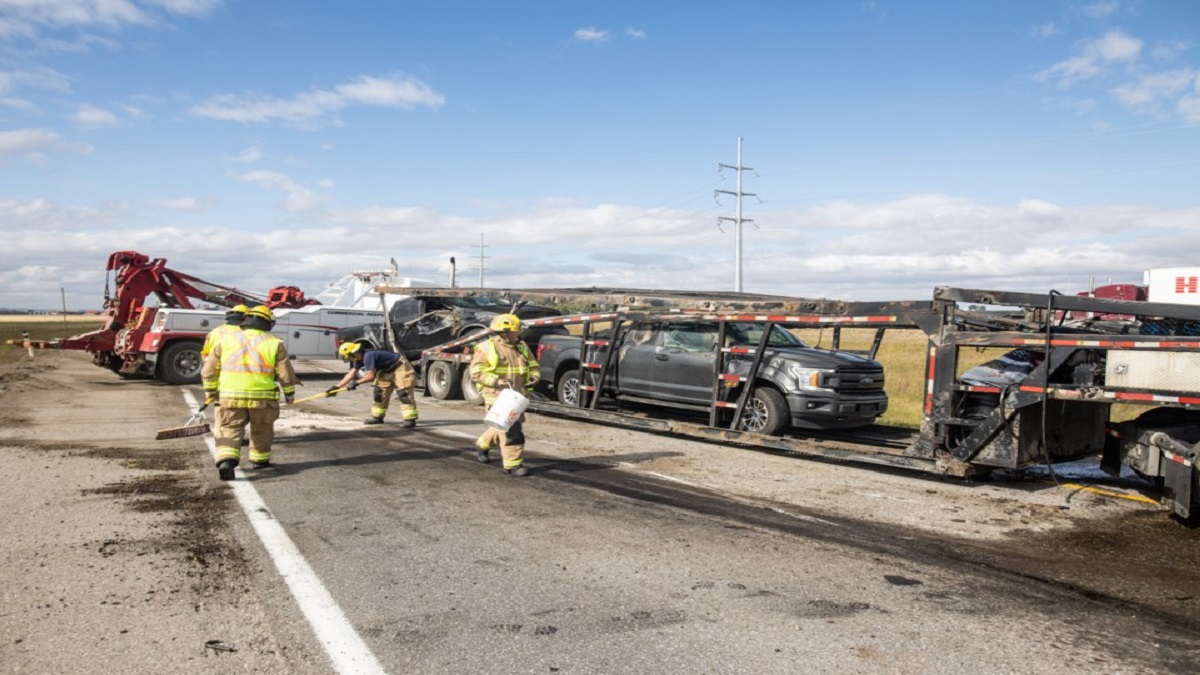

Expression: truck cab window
xmin=663 ymin=323 xmax=717 ymax=353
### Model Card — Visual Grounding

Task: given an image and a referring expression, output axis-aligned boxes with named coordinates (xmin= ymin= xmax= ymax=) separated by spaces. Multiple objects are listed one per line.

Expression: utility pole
xmin=60 ymin=287 xmax=67 ymax=326
xmin=475 ymin=232 xmax=489 ymax=288
xmin=716 ymin=136 xmax=756 ymax=293
xmin=449 ymin=256 xmax=457 ymax=288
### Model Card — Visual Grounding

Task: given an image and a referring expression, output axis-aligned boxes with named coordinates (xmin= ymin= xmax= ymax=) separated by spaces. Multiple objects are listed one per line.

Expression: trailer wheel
xmin=556 ymin=369 xmax=581 ymax=407
xmin=158 ymin=340 xmax=204 ymax=385
xmin=426 ymin=361 xmax=462 ymax=400
xmin=738 ymin=387 xmax=789 ymax=435
xmin=461 ymin=368 xmax=485 ymax=406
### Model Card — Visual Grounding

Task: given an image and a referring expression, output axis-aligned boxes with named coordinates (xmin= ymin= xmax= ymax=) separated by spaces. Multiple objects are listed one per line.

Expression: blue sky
xmin=1 ymin=0 xmax=1198 ymax=309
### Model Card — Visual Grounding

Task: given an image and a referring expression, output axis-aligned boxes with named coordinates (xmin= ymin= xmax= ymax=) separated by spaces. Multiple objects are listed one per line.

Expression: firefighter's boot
xmin=506 ymin=465 xmax=529 ymax=477
xmin=217 ymin=460 xmax=237 ymax=481
xmin=475 ymin=447 xmax=491 ymax=463
xmin=363 ymin=416 xmax=384 ymax=425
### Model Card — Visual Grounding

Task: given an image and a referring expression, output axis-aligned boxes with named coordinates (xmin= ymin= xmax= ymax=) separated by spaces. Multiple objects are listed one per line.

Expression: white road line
xmin=184 ymin=391 xmax=387 ymax=675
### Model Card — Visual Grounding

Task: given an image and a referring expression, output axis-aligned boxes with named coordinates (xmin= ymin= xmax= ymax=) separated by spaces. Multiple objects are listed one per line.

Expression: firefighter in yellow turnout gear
xmin=201 ymin=305 xmax=297 ymax=480
xmin=331 ymin=342 xmax=419 ymax=426
xmin=469 ymin=314 xmax=540 ymax=476
xmin=200 ymin=304 xmax=248 ymax=357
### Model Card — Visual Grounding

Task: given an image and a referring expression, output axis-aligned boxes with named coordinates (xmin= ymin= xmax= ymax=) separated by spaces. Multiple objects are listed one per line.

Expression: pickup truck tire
xmin=738 ymin=387 xmax=789 ymax=435
xmin=425 ymin=360 xmax=462 ymax=400
xmin=158 ymin=340 xmax=204 ymax=385
xmin=556 ymin=369 xmax=581 ymax=407
xmin=461 ymin=368 xmax=485 ymax=406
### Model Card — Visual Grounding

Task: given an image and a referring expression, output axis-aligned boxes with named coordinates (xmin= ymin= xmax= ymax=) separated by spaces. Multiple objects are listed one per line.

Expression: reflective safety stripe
xmin=202 ymin=324 xmax=240 ymax=356
xmin=222 ymin=332 xmax=276 ymax=375
xmin=470 ymin=338 xmax=540 ymax=387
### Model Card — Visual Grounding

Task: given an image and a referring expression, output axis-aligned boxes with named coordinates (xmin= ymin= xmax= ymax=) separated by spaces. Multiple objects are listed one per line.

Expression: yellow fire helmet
xmin=245 ymin=305 xmax=275 ymax=323
xmin=490 ymin=313 xmax=521 ymax=333
xmin=338 ymin=342 xmax=362 ymax=360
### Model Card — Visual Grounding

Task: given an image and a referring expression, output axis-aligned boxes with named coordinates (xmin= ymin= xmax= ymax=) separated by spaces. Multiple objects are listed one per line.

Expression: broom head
xmin=155 ymin=421 xmax=211 ymax=440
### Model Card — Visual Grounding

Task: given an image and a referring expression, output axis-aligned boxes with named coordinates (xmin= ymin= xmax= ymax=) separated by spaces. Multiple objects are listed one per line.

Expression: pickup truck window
xmin=662 ymin=323 xmax=717 ymax=353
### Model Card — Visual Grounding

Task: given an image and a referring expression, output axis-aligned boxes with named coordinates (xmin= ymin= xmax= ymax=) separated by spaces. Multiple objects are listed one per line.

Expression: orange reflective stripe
xmin=221 ymin=332 xmax=275 ymax=375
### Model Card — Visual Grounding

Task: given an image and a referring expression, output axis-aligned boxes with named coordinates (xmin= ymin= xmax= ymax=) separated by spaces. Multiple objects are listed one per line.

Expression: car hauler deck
xmin=380 ymin=284 xmax=1200 ymax=519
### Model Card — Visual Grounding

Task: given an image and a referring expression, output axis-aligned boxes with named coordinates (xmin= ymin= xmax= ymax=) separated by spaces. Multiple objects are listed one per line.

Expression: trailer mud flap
xmin=1162 ymin=451 xmax=1195 ymax=519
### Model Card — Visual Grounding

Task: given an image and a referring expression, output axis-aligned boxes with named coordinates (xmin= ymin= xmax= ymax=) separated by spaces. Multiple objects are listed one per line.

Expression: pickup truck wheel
xmin=739 ymin=387 xmax=789 ymax=435
xmin=461 ymin=368 xmax=485 ymax=406
xmin=556 ymin=369 xmax=581 ymax=406
xmin=158 ymin=340 xmax=204 ymax=385
xmin=425 ymin=360 xmax=462 ymax=400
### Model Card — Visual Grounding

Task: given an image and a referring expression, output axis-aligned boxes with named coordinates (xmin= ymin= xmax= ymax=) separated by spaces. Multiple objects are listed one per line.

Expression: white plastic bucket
xmin=484 ymin=388 xmax=529 ymax=431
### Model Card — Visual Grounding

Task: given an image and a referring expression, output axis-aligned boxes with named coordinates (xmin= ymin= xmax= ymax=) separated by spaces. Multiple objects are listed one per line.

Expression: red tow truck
xmin=15 ymin=251 xmax=316 ymax=384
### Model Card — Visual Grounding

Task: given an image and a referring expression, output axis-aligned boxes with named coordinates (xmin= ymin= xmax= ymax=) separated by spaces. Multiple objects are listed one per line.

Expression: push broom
xmin=155 ymin=402 xmax=211 ymax=440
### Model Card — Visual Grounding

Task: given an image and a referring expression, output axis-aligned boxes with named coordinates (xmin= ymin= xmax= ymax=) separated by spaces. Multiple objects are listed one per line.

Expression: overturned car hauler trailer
xmin=383 ymin=284 xmax=1200 ymax=519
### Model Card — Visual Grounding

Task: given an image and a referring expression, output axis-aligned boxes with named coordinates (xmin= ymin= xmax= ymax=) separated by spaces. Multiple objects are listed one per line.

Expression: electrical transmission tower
xmin=715 ymin=136 xmax=756 ymax=292
xmin=475 ymin=232 xmax=489 ymax=287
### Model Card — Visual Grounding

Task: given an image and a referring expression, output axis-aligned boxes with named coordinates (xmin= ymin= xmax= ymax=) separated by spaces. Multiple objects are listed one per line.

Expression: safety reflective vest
xmin=213 ymin=329 xmax=287 ymax=400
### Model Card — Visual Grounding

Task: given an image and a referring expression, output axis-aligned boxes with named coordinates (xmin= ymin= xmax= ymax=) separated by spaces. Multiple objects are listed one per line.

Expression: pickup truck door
xmin=614 ymin=322 xmax=660 ymax=397
xmin=654 ymin=322 xmax=718 ymax=404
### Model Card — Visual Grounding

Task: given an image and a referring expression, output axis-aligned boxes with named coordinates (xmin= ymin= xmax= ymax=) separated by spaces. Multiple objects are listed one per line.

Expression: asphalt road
xmin=2 ymin=352 xmax=1198 ymax=674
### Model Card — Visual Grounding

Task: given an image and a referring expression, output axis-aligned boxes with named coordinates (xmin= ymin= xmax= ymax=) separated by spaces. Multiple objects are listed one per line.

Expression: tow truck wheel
xmin=426 ymin=361 xmax=462 ymax=400
xmin=738 ymin=387 xmax=789 ymax=435
xmin=158 ymin=340 xmax=204 ymax=385
xmin=461 ymin=368 xmax=485 ymax=406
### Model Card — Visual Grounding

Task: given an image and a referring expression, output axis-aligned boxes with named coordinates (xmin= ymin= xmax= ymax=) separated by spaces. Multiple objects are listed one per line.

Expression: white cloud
xmin=1179 ymin=80 xmax=1200 ymax=124
xmin=625 ymin=27 xmax=646 ymax=39
xmin=229 ymin=145 xmax=262 ymax=163
xmin=0 ymin=67 xmax=72 ymax=95
xmin=234 ymin=169 xmax=325 ymax=212
xmin=1036 ymin=30 xmax=1143 ymax=86
xmin=1110 ymin=68 xmax=1195 ymax=107
xmin=71 ymin=103 xmax=120 ymax=127
xmin=1151 ymin=40 xmax=1191 ymax=62
xmin=4 ymin=192 xmax=1200 ymax=308
xmin=0 ymin=127 xmax=89 ymax=159
xmin=574 ymin=27 xmax=609 ymax=44
xmin=190 ymin=74 xmax=444 ymax=128
xmin=142 ymin=0 xmax=223 ymax=17
xmin=0 ymin=0 xmax=224 ymax=39
xmin=1030 ymin=22 xmax=1061 ymax=39
xmin=153 ymin=196 xmax=212 ymax=211
xmin=0 ymin=96 xmax=35 ymax=111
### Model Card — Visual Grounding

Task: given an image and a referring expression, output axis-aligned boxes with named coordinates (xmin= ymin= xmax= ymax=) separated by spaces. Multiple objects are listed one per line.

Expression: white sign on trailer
xmin=1144 ymin=267 xmax=1200 ymax=305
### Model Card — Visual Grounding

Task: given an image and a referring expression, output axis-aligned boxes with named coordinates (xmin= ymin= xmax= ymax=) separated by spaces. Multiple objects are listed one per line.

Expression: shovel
xmin=155 ymin=402 xmax=211 ymax=441
xmin=292 ymin=386 xmax=349 ymax=404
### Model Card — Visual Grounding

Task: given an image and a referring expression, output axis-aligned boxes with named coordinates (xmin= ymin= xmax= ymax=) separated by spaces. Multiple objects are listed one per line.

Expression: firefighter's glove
xmin=495 ymin=378 xmax=512 ymax=389
xmin=204 ymin=393 xmax=218 ymax=406
xmin=325 ymin=386 xmax=340 ymax=398
xmin=347 ymin=380 xmax=359 ymax=391
xmin=285 ymin=395 xmax=295 ymax=405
